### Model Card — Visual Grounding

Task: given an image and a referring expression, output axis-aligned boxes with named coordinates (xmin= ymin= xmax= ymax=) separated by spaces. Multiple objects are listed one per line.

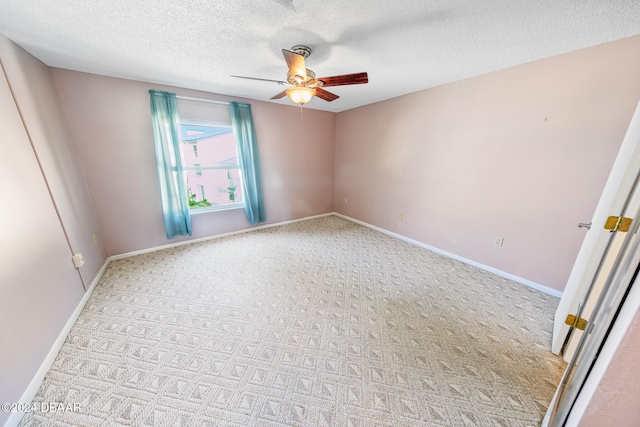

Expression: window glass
xmin=180 ymin=122 xmax=244 ymax=211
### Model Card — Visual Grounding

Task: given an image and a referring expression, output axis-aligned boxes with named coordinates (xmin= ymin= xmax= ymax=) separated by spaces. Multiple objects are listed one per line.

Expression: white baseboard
xmin=3 ymin=256 xmax=111 ymax=427
xmin=109 ymin=212 xmax=335 ymax=260
xmin=333 ymin=213 xmax=563 ymax=298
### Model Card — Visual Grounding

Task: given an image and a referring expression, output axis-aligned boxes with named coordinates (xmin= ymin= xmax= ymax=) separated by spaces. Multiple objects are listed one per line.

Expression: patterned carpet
xmin=20 ymin=216 xmax=566 ymax=426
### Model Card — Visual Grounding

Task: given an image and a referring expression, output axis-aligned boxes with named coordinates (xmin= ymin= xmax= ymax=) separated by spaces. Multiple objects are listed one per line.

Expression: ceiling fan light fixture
xmin=286 ymin=87 xmax=316 ymax=105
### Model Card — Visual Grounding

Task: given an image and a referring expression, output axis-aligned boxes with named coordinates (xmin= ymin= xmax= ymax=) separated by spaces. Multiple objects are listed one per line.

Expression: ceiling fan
xmin=231 ymin=45 xmax=368 ymax=106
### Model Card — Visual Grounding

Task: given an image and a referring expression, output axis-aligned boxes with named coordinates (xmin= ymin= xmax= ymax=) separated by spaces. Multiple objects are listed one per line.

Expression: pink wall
xmin=334 ymin=35 xmax=640 ymax=291
xmin=0 ymin=38 xmax=107 ymax=286
xmin=579 ymin=307 xmax=640 ymax=426
xmin=0 ymin=34 xmax=98 ymax=426
xmin=51 ymin=70 xmax=336 ymax=254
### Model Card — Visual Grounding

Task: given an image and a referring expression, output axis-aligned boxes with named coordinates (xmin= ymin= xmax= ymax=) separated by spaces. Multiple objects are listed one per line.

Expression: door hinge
xmin=604 ymin=216 xmax=633 ymax=232
xmin=565 ymin=314 xmax=588 ymax=331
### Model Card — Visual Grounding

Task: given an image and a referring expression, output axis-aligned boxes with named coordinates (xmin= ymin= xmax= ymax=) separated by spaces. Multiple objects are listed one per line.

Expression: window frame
xmin=180 ymin=119 xmax=245 ymax=214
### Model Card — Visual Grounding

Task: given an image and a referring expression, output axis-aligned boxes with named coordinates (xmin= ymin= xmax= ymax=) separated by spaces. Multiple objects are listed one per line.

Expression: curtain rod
xmin=176 ymin=95 xmax=230 ymax=106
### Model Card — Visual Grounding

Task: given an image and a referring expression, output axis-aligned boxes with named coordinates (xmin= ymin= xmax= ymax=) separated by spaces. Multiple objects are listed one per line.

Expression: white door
xmin=552 ymin=100 xmax=640 ymax=359
xmin=544 ymin=186 xmax=640 ymax=426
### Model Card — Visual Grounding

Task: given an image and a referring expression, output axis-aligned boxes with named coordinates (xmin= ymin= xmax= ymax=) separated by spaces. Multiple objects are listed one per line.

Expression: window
xmin=180 ymin=121 xmax=244 ymax=211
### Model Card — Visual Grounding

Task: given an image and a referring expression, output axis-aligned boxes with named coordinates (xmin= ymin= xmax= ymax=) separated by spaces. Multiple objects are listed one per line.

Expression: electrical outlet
xmin=344 ymin=198 xmax=348 ymax=204
xmin=72 ymin=253 xmax=84 ymax=268
xmin=494 ymin=237 xmax=504 ymax=247
xmin=92 ymin=234 xmax=98 ymax=245
xmin=398 ymin=212 xmax=403 ymax=220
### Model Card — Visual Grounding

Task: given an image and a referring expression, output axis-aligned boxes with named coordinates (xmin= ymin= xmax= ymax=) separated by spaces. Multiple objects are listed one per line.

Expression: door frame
xmin=562 ymin=269 xmax=640 ymax=425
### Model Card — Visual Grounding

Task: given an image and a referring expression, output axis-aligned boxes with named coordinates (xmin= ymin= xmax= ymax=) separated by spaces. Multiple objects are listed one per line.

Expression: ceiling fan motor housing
xmin=287 ymin=69 xmax=323 ymax=88
xmin=290 ymin=45 xmax=312 ymax=58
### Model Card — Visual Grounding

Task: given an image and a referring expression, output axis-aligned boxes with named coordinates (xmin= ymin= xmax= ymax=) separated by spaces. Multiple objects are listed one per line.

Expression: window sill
xmin=189 ymin=203 xmax=245 ymax=215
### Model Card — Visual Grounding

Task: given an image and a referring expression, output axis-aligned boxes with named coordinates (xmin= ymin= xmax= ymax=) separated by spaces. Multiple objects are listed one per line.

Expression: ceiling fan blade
xmin=231 ymin=75 xmax=287 ymax=85
xmin=318 ymin=72 xmax=368 ymax=87
xmin=270 ymin=90 xmax=288 ymax=100
xmin=315 ymin=87 xmax=339 ymax=102
xmin=282 ymin=49 xmax=307 ymax=79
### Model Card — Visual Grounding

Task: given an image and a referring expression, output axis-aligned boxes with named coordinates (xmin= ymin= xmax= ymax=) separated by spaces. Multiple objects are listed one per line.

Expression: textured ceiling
xmin=1 ymin=0 xmax=640 ymax=112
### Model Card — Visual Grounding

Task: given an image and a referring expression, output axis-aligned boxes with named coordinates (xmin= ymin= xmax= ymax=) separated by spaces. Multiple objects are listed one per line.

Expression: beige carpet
xmin=20 ymin=216 xmax=566 ymax=426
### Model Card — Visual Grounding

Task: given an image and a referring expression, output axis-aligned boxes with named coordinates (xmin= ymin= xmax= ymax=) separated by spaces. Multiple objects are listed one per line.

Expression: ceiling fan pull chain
xmin=300 ymin=104 xmax=304 ymax=121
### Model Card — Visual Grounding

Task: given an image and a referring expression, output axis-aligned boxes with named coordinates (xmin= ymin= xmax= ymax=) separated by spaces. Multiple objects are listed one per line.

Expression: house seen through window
xmin=180 ymin=121 xmax=244 ymax=211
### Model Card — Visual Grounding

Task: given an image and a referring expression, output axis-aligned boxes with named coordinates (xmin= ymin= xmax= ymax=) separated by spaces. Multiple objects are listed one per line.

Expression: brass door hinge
xmin=565 ymin=314 xmax=588 ymax=331
xmin=604 ymin=216 xmax=632 ymax=232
